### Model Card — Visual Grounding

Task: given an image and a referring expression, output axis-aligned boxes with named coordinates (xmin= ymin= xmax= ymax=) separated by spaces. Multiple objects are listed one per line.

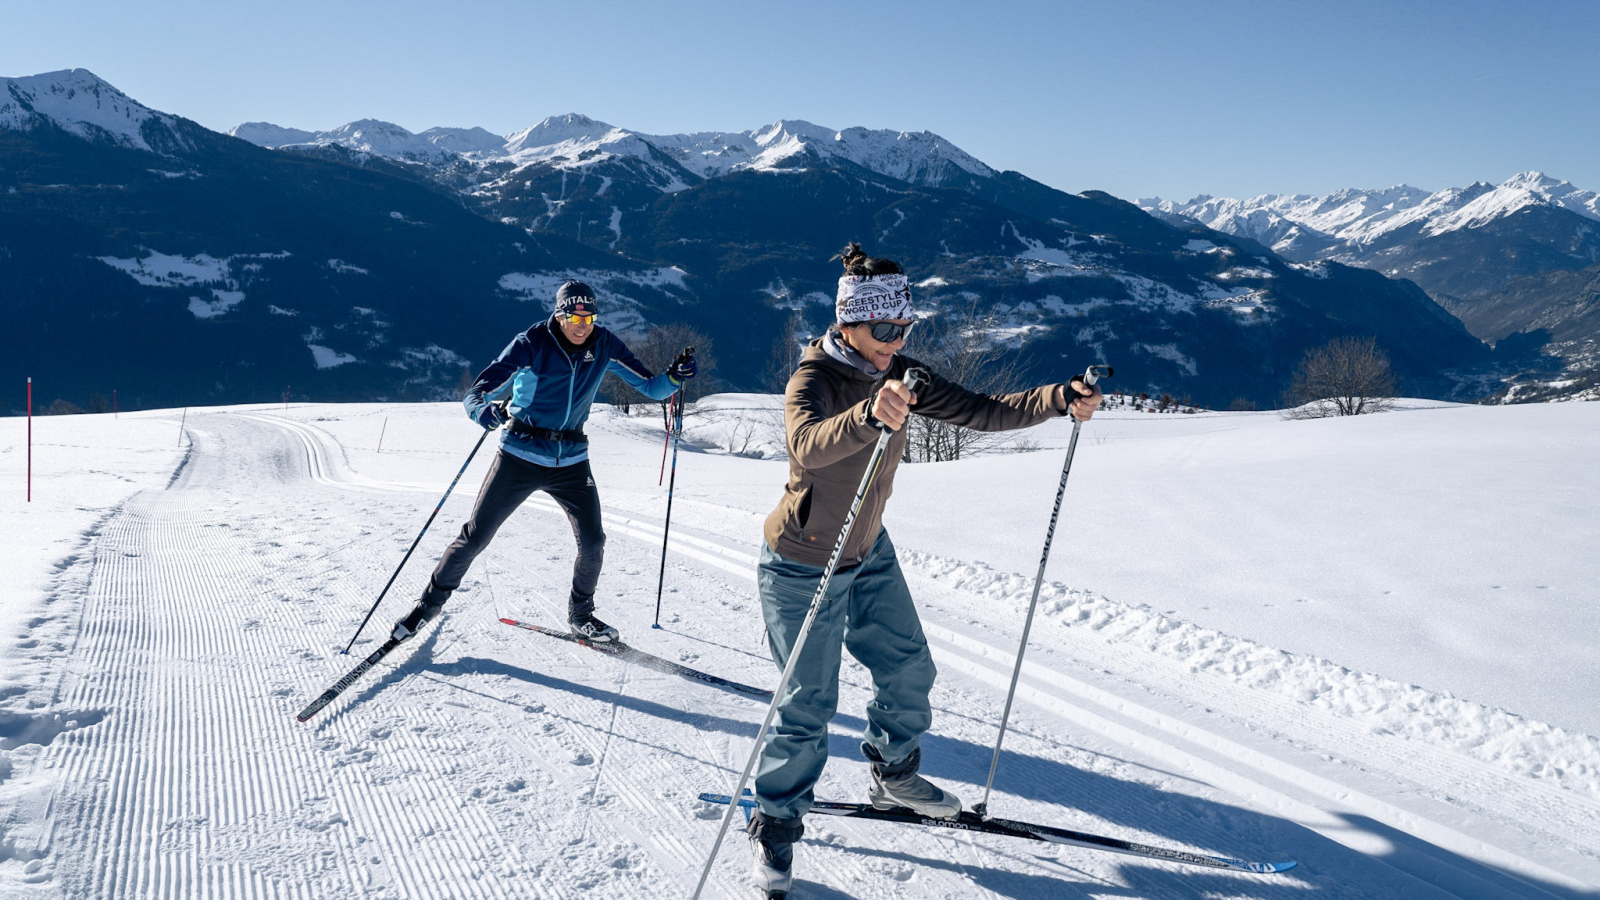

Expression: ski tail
xmin=697 ymin=793 xmax=1295 ymax=875
xmin=297 ymin=637 xmax=402 ymax=722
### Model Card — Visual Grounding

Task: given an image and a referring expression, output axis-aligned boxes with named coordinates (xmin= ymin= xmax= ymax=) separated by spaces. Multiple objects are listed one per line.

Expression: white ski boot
xmin=747 ymin=811 xmax=801 ymax=898
xmin=867 ymin=747 xmax=962 ymax=819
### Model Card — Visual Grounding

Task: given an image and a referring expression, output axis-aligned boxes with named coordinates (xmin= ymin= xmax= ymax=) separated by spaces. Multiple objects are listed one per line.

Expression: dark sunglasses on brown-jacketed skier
xmin=857 ymin=320 xmax=914 ymax=343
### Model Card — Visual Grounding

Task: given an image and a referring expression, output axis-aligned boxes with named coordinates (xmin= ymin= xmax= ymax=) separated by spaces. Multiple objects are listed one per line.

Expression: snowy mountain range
xmin=1141 ymin=173 xmax=1600 ymax=255
xmin=0 ymin=68 xmax=1511 ymax=409
xmin=1141 ymin=175 xmax=1600 ymax=392
xmin=228 ymin=113 xmax=997 ymax=188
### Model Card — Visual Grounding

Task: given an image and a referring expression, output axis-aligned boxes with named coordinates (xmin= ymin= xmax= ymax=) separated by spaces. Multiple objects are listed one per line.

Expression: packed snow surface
xmin=1 ymin=400 xmax=1596 ymax=898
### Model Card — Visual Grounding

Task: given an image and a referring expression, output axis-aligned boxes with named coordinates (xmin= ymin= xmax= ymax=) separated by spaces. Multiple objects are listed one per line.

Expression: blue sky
xmin=5 ymin=0 xmax=1597 ymax=200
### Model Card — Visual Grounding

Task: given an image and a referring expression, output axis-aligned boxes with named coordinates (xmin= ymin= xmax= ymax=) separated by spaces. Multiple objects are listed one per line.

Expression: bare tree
xmin=623 ymin=324 xmax=719 ymax=422
xmin=719 ymin=416 xmax=763 ymax=457
xmin=1282 ymin=336 xmax=1397 ymax=418
xmin=45 ymin=398 xmax=86 ymax=415
xmin=598 ymin=371 xmax=635 ymax=414
xmin=454 ymin=365 xmax=477 ymax=399
xmin=902 ymin=301 xmax=1031 ymax=462
xmin=763 ymin=312 xmax=808 ymax=393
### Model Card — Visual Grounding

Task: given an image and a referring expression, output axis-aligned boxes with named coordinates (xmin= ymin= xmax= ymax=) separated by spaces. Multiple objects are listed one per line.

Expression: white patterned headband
xmin=836 ymin=273 xmax=913 ymax=323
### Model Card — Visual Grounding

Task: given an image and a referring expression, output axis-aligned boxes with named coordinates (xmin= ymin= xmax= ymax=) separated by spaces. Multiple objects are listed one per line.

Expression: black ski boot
xmin=392 ymin=579 xmax=451 ymax=642
xmin=568 ymin=593 xmax=618 ymax=643
xmin=747 ymin=811 xmax=802 ymax=898
xmin=568 ymin=612 xmax=619 ymax=643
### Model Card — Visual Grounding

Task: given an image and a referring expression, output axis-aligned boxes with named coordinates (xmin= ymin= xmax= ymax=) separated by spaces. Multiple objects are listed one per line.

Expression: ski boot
xmin=865 ymin=746 xmax=962 ymax=819
xmin=567 ymin=611 xmax=619 ymax=643
xmin=568 ymin=593 xmax=619 ymax=643
xmin=391 ymin=579 xmax=450 ymax=642
xmin=747 ymin=811 xmax=802 ymax=898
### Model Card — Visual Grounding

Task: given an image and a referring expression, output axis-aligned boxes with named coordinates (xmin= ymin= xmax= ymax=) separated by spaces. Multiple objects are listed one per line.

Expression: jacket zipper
xmin=557 ymin=330 xmax=579 ymax=466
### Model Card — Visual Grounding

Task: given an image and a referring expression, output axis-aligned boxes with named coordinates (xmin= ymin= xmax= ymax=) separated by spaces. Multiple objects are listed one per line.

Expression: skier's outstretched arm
xmin=907 ymin=360 xmax=1099 ymax=431
xmin=605 ymin=336 xmax=680 ymax=401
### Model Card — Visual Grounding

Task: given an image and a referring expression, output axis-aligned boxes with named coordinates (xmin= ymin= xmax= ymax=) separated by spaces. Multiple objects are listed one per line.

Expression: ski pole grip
xmin=1067 ymin=365 xmax=1112 ymax=420
xmin=873 ymin=367 xmax=927 ymax=434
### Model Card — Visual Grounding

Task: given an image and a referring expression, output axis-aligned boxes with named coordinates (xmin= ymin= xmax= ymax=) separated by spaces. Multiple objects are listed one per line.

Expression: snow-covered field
xmin=1 ymin=398 xmax=1596 ymax=899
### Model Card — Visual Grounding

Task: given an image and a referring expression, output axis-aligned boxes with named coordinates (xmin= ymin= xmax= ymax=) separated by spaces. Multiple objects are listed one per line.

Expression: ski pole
xmin=339 ymin=406 xmax=504 ymax=654
xmin=652 ymin=389 xmax=686 ymax=629
xmin=690 ymin=368 xmax=927 ymax=900
xmin=657 ymin=346 xmax=694 ymax=484
xmin=973 ymin=364 xmax=1110 ymax=819
xmin=658 ymin=399 xmax=672 ymax=485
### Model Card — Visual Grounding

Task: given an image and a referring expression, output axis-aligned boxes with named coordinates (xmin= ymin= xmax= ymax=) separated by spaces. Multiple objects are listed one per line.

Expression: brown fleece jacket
xmin=763 ymin=339 xmax=1065 ymax=568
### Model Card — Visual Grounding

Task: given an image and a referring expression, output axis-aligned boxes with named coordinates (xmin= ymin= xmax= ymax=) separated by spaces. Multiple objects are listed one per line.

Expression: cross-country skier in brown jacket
xmin=747 ymin=242 xmax=1102 ymax=895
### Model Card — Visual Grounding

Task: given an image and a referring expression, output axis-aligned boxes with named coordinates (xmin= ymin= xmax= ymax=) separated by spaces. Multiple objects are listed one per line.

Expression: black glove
xmin=667 ymin=350 xmax=697 ymax=382
xmin=473 ymin=403 xmax=506 ymax=431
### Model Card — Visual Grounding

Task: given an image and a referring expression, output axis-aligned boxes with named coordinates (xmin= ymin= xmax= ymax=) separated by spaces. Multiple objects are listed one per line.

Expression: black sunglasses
xmin=855 ymin=320 xmax=915 ymax=343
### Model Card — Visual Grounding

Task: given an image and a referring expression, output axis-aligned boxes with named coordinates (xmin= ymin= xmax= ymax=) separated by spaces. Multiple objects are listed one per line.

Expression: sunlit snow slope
xmin=0 ymin=401 xmax=1596 ymax=899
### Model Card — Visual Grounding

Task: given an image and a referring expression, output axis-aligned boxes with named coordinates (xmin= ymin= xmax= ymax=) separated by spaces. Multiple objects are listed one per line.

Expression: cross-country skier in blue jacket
xmin=391 ymin=280 xmax=695 ymax=644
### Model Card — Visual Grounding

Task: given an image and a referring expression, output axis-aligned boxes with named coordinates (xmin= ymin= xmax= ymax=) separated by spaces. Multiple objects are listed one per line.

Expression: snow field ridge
xmin=905 ymin=550 xmax=1600 ymax=801
xmin=920 ymin=623 xmax=1595 ymax=894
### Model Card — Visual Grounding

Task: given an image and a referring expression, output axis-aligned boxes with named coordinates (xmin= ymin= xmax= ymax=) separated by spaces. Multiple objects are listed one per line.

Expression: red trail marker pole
xmin=26 ymin=378 xmax=32 ymax=502
xmin=178 ymin=408 xmax=187 ymax=447
xmin=114 ymin=389 xmax=118 ymax=418
xmin=377 ymin=416 xmax=388 ymax=452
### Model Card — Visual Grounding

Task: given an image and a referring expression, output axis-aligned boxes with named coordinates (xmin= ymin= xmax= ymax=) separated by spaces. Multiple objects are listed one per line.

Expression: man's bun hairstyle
xmin=834 ymin=242 xmax=903 ymax=277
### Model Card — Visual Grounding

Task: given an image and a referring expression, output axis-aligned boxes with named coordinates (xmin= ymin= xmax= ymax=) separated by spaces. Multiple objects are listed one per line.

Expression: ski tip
xmin=1265 ymin=860 xmax=1298 ymax=873
xmin=1215 ymin=857 xmax=1298 ymax=874
xmin=498 ymin=617 xmax=518 ymax=625
xmin=698 ymin=792 xmax=757 ymax=809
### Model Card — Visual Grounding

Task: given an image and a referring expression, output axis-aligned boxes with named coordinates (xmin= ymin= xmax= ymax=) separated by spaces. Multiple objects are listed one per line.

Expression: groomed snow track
xmin=10 ymin=409 xmax=1598 ymax=898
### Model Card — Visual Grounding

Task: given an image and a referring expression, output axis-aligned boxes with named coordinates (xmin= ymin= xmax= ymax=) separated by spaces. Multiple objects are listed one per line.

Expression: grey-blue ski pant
xmin=753 ymin=529 xmax=936 ymax=820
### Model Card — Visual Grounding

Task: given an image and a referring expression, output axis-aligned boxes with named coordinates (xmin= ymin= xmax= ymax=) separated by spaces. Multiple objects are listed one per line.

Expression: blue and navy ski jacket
xmin=464 ymin=318 xmax=679 ymax=467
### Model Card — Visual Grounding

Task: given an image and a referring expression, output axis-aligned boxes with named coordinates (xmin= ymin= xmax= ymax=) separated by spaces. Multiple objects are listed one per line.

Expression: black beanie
xmin=554 ymin=281 xmax=598 ymax=316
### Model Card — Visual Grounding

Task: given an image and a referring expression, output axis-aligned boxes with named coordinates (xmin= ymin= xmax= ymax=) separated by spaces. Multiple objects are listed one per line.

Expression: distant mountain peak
xmin=227 ymin=122 xmax=316 ymax=148
xmin=1 ymin=68 xmax=183 ymax=153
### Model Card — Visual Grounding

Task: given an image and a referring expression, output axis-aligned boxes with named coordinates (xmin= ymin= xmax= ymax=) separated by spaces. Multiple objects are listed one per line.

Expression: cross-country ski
xmin=500 ymin=617 xmax=773 ymax=700
xmin=698 ymin=793 xmax=1298 ymax=875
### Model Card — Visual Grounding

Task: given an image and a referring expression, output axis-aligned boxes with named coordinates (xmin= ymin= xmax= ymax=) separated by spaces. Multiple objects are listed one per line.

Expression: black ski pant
xmin=428 ymin=450 xmax=606 ymax=617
